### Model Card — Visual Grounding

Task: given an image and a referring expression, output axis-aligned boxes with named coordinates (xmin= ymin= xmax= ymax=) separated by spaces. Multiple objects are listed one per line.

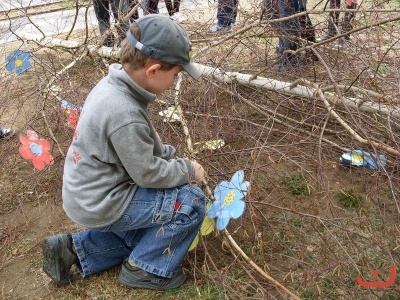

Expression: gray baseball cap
xmin=126 ymin=14 xmax=201 ymax=80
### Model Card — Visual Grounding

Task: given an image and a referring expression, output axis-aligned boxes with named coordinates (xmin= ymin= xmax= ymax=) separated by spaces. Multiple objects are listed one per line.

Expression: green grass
xmin=337 ymin=189 xmax=364 ymax=208
xmin=300 ymin=289 xmax=316 ymax=300
xmin=286 ymin=174 xmax=310 ymax=196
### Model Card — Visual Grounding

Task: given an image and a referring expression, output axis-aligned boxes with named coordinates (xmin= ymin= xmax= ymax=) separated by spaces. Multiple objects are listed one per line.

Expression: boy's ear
xmin=145 ymin=63 xmax=162 ymax=79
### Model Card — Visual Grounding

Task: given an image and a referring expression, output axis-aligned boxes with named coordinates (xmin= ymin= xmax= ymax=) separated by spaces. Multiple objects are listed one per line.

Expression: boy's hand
xmin=191 ymin=160 xmax=205 ymax=182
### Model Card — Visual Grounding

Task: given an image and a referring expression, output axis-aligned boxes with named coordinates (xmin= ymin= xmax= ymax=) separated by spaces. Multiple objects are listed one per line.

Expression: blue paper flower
xmin=5 ymin=50 xmax=32 ymax=75
xmin=208 ymin=170 xmax=250 ymax=230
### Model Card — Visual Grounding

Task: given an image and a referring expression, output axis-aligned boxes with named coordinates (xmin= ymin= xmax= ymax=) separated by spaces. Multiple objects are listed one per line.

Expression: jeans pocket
xmin=172 ymin=185 xmax=207 ymax=226
xmin=151 ymin=188 xmax=177 ymax=224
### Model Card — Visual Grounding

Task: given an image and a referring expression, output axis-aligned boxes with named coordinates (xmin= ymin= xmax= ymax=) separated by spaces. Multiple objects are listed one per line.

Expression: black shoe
xmin=42 ymin=234 xmax=77 ymax=286
xmin=118 ymin=260 xmax=187 ymax=290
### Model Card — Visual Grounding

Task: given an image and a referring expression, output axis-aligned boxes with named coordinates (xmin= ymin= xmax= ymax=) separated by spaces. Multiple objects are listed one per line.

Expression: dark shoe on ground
xmin=332 ymin=38 xmax=349 ymax=49
xmin=316 ymin=32 xmax=336 ymax=42
xmin=118 ymin=260 xmax=187 ymax=290
xmin=272 ymin=54 xmax=305 ymax=72
xmin=208 ymin=23 xmax=232 ymax=34
xmin=0 ymin=127 xmax=14 ymax=139
xmin=42 ymin=234 xmax=77 ymax=286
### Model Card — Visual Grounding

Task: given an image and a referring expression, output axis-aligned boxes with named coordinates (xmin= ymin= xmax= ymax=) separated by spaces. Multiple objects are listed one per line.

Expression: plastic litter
xmin=340 ymin=148 xmax=386 ymax=170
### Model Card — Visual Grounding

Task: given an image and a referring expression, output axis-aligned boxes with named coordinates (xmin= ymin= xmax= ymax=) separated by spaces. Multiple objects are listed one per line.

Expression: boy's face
xmin=147 ymin=65 xmax=183 ymax=95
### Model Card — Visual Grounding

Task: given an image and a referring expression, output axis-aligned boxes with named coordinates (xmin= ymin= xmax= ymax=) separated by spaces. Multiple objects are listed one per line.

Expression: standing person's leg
xmin=126 ymin=0 xmax=139 ymax=20
xmin=93 ymin=0 xmax=112 ymax=34
xmin=232 ymin=0 xmax=238 ymax=25
xmin=342 ymin=0 xmax=357 ymax=39
xmin=324 ymin=0 xmax=341 ymax=40
xmin=110 ymin=0 xmax=120 ymax=21
xmin=298 ymin=0 xmax=315 ymax=44
xmin=298 ymin=0 xmax=317 ymax=61
xmin=333 ymin=0 xmax=356 ymax=47
xmin=171 ymin=0 xmax=185 ymax=22
xmin=277 ymin=0 xmax=299 ymax=59
xmin=217 ymin=0 xmax=238 ymax=26
xmin=209 ymin=0 xmax=238 ymax=32
xmin=111 ymin=0 xmax=130 ymax=41
xmin=165 ymin=0 xmax=174 ymax=16
xmin=261 ymin=0 xmax=282 ymax=54
xmin=173 ymin=0 xmax=181 ymax=13
xmin=166 ymin=0 xmax=183 ymax=21
xmin=93 ymin=0 xmax=115 ymax=46
xmin=145 ymin=0 xmax=160 ymax=14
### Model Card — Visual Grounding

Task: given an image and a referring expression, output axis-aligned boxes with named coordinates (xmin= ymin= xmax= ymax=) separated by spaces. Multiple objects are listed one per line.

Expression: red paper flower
xmin=58 ymin=97 xmax=81 ymax=130
xmin=19 ymin=130 xmax=54 ymax=170
xmin=63 ymin=108 xmax=80 ymax=130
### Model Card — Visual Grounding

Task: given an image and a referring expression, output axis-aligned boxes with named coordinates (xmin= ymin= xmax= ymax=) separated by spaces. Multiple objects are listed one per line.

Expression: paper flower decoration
xmin=158 ymin=106 xmax=180 ymax=122
xmin=340 ymin=149 xmax=386 ymax=170
xmin=189 ymin=202 xmax=215 ymax=251
xmin=5 ymin=50 xmax=32 ymax=75
xmin=193 ymin=139 xmax=225 ymax=154
xmin=57 ymin=97 xmax=82 ymax=130
xmin=19 ymin=130 xmax=54 ymax=170
xmin=208 ymin=170 xmax=250 ymax=230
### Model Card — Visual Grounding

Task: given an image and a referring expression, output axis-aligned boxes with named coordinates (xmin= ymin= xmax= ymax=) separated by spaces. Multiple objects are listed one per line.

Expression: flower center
xmin=15 ymin=58 xmax=23 ymax=67
xmin=30 ymin=143 xmax=42 ymax=156
xmin=223 ymin=191 xmax=235 ymax=205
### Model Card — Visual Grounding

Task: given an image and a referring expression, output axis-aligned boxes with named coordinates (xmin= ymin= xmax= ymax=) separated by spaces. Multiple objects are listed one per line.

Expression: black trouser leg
xmin=342 ymin=2 xmax=357 ymax=39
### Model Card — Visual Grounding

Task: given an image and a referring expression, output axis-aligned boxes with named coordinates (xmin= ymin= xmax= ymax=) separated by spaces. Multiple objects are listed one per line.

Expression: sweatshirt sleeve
xmin=109 ymin=122 xmax=193 ymax=188
xmin=160 ymin=144 xmax=176 ymax=160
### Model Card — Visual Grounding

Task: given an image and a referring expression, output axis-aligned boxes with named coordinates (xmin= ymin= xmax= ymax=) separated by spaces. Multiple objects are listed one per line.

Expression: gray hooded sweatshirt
xmin=62 ymin=64 xmax=193 ymax=228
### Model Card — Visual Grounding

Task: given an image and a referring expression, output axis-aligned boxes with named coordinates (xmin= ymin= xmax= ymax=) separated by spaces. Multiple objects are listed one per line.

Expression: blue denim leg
xmin=93 ymin=0 xmax=112 ymax=34
xmin=72 ymin=229 xmax=145 ymax=276
xmin=278 ymin=0 xmax=306 ymax=54
xmin=72 ymin=184 xmax=207 ymax=279
xmin=217 ymin=0 xmax=238 ymax=27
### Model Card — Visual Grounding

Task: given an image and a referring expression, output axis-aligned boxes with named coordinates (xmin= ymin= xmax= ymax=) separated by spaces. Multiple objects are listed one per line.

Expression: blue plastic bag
xmin=340 ymin=148 xmax=386 ymax=170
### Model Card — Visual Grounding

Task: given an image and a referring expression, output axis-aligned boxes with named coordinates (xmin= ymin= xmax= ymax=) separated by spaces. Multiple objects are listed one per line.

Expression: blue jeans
xmin=93 ymin=0 xmax=121 ymax=34
xmin=93 ymin=0 xmax=138 ymax=34
xmin=262 ymin=0 xmax=314 ymax=56
xmin=71 ymin=184 xmax=207 ymax=278
xmin=278 ymin=0 xmax=306 ymax=54
xmin=217 ymin=0 xmax=238 ymax=27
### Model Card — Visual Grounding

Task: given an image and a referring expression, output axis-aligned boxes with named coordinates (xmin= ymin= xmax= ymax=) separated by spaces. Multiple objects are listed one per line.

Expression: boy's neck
xmin=124 ymin=65 xmax=149 ymax=91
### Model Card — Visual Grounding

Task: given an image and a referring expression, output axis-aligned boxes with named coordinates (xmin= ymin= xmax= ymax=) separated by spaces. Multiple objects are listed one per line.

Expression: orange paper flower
xmin=19 ymin=130 xmax=54 ymax=170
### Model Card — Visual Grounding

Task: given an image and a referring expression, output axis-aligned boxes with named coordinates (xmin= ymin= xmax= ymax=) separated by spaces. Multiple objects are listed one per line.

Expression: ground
xmin=1 ymin=0 xmax=400 ymax=299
